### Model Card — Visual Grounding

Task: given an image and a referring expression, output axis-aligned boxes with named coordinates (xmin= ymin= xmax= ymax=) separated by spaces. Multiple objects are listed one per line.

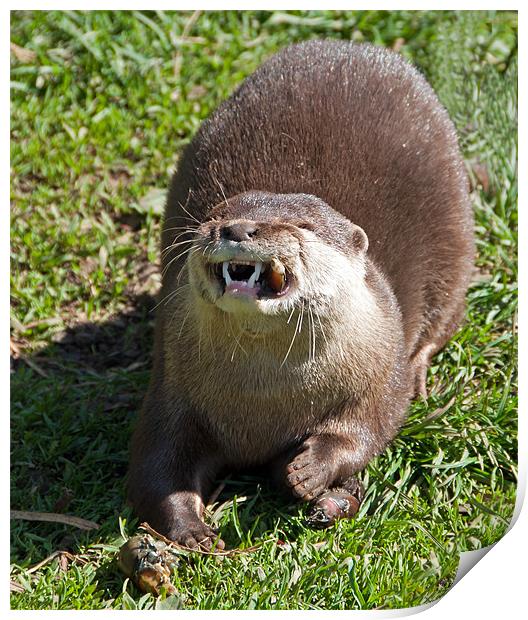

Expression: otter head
xmin=184 ymin=191 xmax=369 ymax=336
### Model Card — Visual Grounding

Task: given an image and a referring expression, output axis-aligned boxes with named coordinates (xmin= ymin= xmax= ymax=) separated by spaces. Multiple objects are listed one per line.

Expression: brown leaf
xmin=392 ymin=38 xmax=405 ymax=52
xmin=10 ymin=42 xmax=37 ymax=63
xmin=471 ymin=161 xmax=490 ymax=193
xmin=10 ymin=339 xmax=21 ymax=358
xmin=108 ymin=166 xmax=132 ymax=190
xmin=78 ymin=256 xmax=99 ymax=278
xmin=58 ymin=554 xmax=70 ymax=572
xmin=187 ymin=85 xmax=207 ymax=101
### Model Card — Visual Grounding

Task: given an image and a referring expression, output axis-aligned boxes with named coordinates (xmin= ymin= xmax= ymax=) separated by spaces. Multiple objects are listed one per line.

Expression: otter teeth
xmin=217 ymin=259 xmax=288 ymax=296
xmin=247 ymin=261 xmax=262 ymax=287
xmin=269 ymin=258 xmax=286 ymax=292
xmin=222 ymin=261 xmax=232 ymax=285
xmin=270 ymin=258 xmax=285 ymax=276
xmin=221 ymin=260 xmax=263 ymax=288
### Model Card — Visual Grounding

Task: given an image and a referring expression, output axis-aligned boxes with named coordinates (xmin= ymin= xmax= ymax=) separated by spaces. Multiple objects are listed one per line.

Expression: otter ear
xmin=350 ymin=224 xmax=369 ymax=254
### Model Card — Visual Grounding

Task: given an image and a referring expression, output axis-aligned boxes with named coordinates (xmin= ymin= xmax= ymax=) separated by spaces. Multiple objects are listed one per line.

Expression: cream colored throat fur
xmin=163 ymin=249 xmax=397 ymax=464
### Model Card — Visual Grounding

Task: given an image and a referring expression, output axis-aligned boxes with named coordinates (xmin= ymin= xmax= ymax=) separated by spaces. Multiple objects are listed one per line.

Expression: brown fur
xmin=128 ymin=41 xmax=474 ymax=547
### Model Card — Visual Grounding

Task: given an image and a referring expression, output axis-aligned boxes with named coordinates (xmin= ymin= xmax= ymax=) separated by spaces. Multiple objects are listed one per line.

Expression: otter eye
xmin=296 ymin=221 xmax=316 ymax=231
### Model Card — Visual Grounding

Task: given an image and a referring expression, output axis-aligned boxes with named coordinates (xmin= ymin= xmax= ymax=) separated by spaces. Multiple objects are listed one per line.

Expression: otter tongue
xmin=225 ymin=281 xmax=259 ymax=298
xmin=222 ymin=261 xmax=262 ymax=298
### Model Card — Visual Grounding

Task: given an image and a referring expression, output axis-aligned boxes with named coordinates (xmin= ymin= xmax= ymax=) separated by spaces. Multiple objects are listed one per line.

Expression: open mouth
xmin=209 ymin=258 xmax=290 ymax=299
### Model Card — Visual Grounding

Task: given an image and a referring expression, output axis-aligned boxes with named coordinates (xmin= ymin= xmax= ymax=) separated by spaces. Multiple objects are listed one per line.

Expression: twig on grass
xmin=207 ymin=482 xmax=226 ymax=507
xmin=139 ymin=522 xmax=267 ymax=557
xmin=10 ymin=339 xmax=49 ymax=378
xmin=25 ymin=550 xmax=88 ymax=575
xmin=10 ymin=510 xmax=100 ymax=531
xmin=10 ymin=580 xmax=26 ymax=593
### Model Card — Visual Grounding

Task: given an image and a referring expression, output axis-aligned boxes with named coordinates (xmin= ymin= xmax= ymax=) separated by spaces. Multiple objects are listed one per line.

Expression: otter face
xmin=188 ymin=219 xmax=303 ymax=317
xmin=185 ymin=191 xmax=369 ymax=321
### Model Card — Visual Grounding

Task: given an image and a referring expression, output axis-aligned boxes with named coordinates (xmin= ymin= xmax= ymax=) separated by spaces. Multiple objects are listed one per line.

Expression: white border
xmin=6 ymin=3 xmax=523 ymax=617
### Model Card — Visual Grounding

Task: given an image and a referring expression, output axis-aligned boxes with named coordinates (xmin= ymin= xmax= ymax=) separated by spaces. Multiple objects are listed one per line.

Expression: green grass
xmin=10 ymin=10 xmax=517 ymax=610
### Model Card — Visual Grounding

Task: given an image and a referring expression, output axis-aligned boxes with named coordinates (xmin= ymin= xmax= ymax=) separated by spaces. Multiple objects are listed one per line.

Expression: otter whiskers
xmin=161 ymin=243 xmax=198 ymax=278
xmin=161 ymin=237 xmax=196 ymax=261
xmin=155 ymin=282 xmax=191 ymax=314
xmin=308 ymin=303 xmax=317 ymax=362
xmin=280 ymin=303 xmax=304 ymax=368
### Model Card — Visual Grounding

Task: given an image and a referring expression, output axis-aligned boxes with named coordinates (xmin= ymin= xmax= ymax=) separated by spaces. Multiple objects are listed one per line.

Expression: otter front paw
xmin=285 ymin=441 xmax=331 ymax=501
xmin=168 ymin=520 xmax=225 ymax=551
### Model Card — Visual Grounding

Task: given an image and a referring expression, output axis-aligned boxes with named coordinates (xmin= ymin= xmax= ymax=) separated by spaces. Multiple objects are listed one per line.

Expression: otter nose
xmin=220 ymin=221 xmax=258 ymax=242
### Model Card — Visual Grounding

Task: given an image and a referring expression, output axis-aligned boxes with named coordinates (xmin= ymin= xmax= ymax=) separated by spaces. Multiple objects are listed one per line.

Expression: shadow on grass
xmin=10 ymin=295 xmax=303 ymax=583
xmin=10 ymin=293 xmax=156 ymax=567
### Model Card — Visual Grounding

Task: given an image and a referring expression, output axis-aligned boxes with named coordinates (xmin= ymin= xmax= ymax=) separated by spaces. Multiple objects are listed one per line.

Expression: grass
xmin=10 ymin=10 xmax=517 ymax=610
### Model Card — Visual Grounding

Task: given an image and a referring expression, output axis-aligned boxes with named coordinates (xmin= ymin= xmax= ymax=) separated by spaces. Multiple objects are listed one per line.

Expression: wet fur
xmin=128 ymin=41 xmax=474 ymax=546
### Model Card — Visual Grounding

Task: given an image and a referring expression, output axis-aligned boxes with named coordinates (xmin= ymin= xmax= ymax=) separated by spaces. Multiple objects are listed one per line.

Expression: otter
xmin=128 ymin=40 xmax=474 ymax=549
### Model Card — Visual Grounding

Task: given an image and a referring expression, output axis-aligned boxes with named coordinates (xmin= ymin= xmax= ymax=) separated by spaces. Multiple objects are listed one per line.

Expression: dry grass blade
xmin=182 ymin=10 xmax=202 ymax=38
xmin=25 ymin=550 xmax=88 ymax=575
xmin=425 ymin=395 xmax=457 ymax=420
xmin=11 ymin=510 xmax=100 ymax=531
xmin=207 ymin=482 xmax=226 ymax=507
xmin=11 ymin=339 xmax=49 ymax=377
xmin=10 ymin=580 xmax=26 ymax=593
